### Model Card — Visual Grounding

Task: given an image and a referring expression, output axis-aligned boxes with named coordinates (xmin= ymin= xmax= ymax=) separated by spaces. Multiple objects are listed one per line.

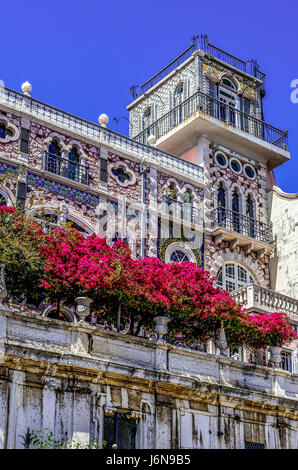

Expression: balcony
xmin=0 ymin=87 xmax=205 ymax=186
xmin=133 ymin=90 xmax=289 ymax=166
xmin=209 ymin=207 xmax=273 ymax=254
xmin=231 ymin=283 xmax=298 ymax=322
xmin=133 ymin=34 xmax=265 ymax=98
xmin=43 ymin=152 xmax=89 ymax=185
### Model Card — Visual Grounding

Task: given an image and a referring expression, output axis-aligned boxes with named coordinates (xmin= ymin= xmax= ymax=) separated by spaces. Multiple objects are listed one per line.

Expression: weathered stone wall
xmin=0 ymin=308 xmax=297 ymax=449
xmin=268 ymin=186 xmax=298 ymax=299
xmin=205 ymin=236 xmax=270 ymax=287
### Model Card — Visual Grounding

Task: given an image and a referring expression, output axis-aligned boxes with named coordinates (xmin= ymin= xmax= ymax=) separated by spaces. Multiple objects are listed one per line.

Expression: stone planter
xmin=75 ymin=297 xmax=93 ymax=322
xmin=270 ymin=346 xmax=283 ymax=367
xmin=216 ymin=322 xmax=227 ymax=356
xmin=153 ymin=316 xmax=170 ymax=341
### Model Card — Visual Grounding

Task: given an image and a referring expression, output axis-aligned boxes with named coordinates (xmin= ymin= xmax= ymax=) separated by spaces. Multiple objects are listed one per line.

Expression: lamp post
xmin=113 ymin=116 xmax=132 ymax=134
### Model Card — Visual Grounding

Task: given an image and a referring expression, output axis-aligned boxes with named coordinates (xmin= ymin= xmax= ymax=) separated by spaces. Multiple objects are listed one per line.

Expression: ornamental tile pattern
xmin=26 ymin=173 xmax=99 ymax=207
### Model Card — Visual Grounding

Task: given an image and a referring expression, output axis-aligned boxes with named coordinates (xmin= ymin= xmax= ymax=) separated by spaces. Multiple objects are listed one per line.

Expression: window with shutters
xmin=100 ymin=158 xmax=108 ymax=183
xmin=20 ymin=128 xmax=30 ymax=154
xmin=103 ymin=412 xmax=137 ymax=449
xmin=208 ymin=80 xmax=217 ymax=117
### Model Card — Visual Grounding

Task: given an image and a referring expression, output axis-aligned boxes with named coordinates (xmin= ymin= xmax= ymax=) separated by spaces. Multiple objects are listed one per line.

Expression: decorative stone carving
xmin=98 ymin=114 xmax=109 ymax=127
xmin=154 ymin=316 xmax=170 ymax=341
xmin=75 ymin=297 xmax=93 ymax=322
xmin=216 ymin=322 xmax=227 ymax=356
xmin=21 ymin=81 xmax=32 ymax=96
xmin=270 ymin=346 xmax=282 ymax=367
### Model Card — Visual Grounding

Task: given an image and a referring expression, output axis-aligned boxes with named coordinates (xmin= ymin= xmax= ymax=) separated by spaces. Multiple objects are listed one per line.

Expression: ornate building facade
xmin=0 ymin=35 xmax=297 ymax=448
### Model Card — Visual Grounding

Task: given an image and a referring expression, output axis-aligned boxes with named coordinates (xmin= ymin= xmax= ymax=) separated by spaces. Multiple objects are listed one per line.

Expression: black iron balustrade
xmin=134 ymin=90 xmax=288 ymax=151
xmin=43 ymin=152 xmax=89 ymax=185
xmin=136 ymin=35 xmax=265 ymax=98
xmin=164 ymin=196 xmax=197 ymax=224
xmin=140 ymin=44 xmax=196 ymax=95
xmin=210 ymin=207 xmax=273 ymax=244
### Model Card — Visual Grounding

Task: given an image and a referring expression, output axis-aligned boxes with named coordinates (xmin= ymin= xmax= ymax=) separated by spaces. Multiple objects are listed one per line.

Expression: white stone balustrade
xmin=232 ymin=283 xmax=298 ymax=321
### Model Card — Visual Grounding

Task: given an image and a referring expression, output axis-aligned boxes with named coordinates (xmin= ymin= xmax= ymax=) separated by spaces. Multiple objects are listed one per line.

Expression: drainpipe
xmin=140 ymin=162 xmax=148 ymax=258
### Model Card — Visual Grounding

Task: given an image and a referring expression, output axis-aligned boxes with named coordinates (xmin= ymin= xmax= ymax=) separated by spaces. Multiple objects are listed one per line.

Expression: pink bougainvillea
xmin=0 ymin=206 xmax=296 ymax=349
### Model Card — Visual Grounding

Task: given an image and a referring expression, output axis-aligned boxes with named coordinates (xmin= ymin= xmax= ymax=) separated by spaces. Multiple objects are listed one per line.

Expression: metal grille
xmin=134 ymin=90 xmax=288 ymax=151
xmin=43 ymin=151 xmax=89 ymax=185
xmin=245 ymin=441 xmax=265 ymax=449
xmin=210 ymin=207 xmax=273 ymax=244
xmin=135 ymin=35 xmax=265 ymax=98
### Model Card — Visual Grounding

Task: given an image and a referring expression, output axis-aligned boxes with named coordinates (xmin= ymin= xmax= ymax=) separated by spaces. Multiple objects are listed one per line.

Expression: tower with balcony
xmin=128 ymin=34 xmax=296 ymax=368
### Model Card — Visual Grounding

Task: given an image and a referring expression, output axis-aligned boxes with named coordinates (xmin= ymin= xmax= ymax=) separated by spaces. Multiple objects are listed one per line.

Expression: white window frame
xmin=216 ymin=262 xmax=255 ymax=292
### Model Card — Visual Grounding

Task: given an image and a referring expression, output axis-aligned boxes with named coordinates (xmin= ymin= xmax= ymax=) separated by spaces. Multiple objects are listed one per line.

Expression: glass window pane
xmin=237 ymin=266 xmax=247 ymax=283
xmin=225 ymin=264 xmax=235 ymax=279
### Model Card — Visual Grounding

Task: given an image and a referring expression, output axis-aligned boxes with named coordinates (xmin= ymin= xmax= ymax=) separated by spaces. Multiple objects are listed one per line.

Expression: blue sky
xmin=1 ymin=0 xmax=298 ymax=192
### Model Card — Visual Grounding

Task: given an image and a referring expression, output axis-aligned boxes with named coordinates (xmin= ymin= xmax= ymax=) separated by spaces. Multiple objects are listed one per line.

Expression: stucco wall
xmin=268 ymin=186 xmax=298 ymax=299
xmin=0 ymin=308 xmax=297 ymax=449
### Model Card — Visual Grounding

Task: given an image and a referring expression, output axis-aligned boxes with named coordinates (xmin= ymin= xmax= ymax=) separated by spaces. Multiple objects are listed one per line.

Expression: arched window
xmin=221 ymin=78 xmax=236 ymax=90
xmin=34 ymin=212 xmax=58 ymax=231
xmin=170 ymin=249 xmax=191 ymax=263
xmin=183 ymin=190 xmax=193 ymax=222
xmin=143 ymin=107 xmax=152 ymax=130
xmin=246 ymin=194 xmax=255 ymax=238
xmin=175 ymin=84 xmax=184 ymax=105
xmin=232 ymin=188 xmax=240 ymax=232
xmin=219 ymin=76 xmax=237 ymax=126
xmin=112 ymin=166 xmax=130 ymax=184
xmin=216 ymin=263 xmax=255 ymax=292
xmin=0 ymin=122 xmax=13 ymax=139
xmin=174 ymin=84 xmax=184 ymax=125
xmin=217 ymin=183 xmax=226 ymax=227
xmin=246 ymin=194 xmax=254 ymax=218
xmin=47 ymin=140 xmax=61 ymax=175
xmin=68 ymin=147 xmax=80 ymax=182
xmin=166 ymin=183 xmax=179 ymax=218
xmin=0 ymin=193 xmax=8 ymax=206
xmin=66 ymin=218 xmax=89 ymax=234
xmin=217 ymin=183 xmax=226 ymax=208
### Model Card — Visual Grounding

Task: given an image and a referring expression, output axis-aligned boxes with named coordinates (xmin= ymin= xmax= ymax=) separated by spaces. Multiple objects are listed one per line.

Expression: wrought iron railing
xmin=210 ymin=207 xmax=273 ymax=244
xmin=43 ymin=152 xmax=89 ymax=184
xmin=164 ymin=196 xmax=198 ymax=224
xmin=135 ymin=35 xmax=265 ymax=97
xmin=134 ymin=90 xmax=288 ymax=150
xmin=140 ymin=44 xmax=196 ymax=95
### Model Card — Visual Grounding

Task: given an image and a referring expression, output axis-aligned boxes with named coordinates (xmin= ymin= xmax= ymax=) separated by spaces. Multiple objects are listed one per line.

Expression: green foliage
xmin=29 ymin=429 xmax=107 ymax=449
